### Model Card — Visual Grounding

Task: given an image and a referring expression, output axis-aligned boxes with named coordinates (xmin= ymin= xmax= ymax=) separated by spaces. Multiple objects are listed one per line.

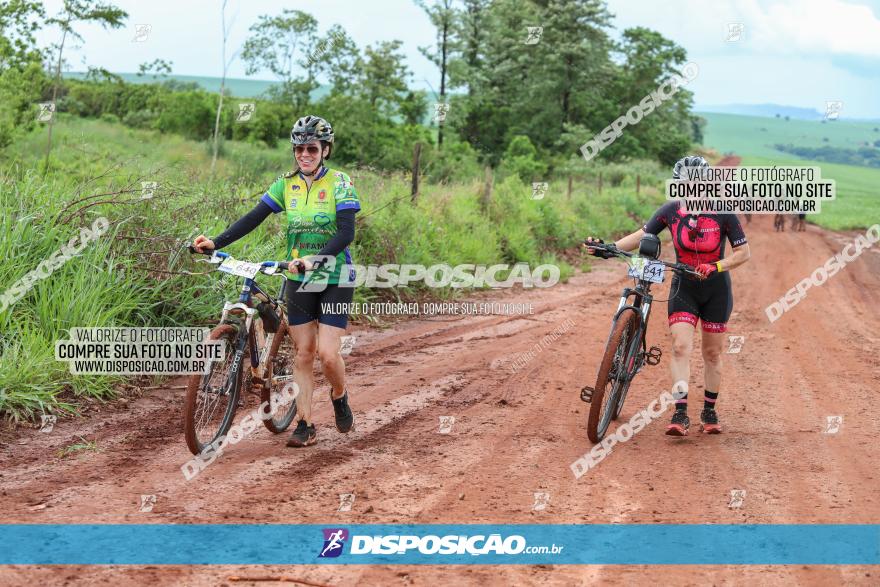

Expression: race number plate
xmin=218 ymin=257 xmax=261 ymax=279
xmin=627 ymin=256 xmax=666 ymax=284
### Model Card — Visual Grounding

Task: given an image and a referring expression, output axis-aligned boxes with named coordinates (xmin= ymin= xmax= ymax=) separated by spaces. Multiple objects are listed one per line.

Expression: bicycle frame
xmin=211 ymin=251 xmax=289 ymax=379
xmin=611 ymin=278 xmax=656 ymax=362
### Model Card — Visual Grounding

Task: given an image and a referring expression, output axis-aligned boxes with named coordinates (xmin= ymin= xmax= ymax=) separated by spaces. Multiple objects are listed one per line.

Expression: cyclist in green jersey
xmin=193 ymin=115 xmax=358 ymax=447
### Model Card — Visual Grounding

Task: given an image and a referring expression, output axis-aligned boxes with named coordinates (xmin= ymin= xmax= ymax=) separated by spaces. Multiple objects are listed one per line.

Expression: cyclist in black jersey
xmin=585 ymin=156 xmax=751 ymax=436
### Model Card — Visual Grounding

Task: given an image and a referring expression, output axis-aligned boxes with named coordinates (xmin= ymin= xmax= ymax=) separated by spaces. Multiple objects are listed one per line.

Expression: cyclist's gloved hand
xmin=694 ymin=263 xmax=717 ymax=279
xmin=583 ymin=237 xmax=615 ymax=259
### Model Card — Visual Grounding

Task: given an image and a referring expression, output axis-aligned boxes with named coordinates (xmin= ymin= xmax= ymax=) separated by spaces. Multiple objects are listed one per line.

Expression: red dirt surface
xmin=1 ymin=212 xmax=879 ymax=586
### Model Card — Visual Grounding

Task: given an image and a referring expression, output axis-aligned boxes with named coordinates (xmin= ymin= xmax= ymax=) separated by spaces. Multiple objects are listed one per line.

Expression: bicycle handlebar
xmin=586 ymin=242 xmax=704 ymax=280
xmin=187 ymin=244 xmax=308 ymax=273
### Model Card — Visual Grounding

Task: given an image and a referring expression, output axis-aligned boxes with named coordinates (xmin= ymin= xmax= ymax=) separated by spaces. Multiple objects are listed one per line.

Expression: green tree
xmin=445 ymin=0 xmax=490 ymax=156
xmin=242 ymin=9 xmax=318 ymax=110
xmin=534 ymin=0 xmax=614 ymax=136
xmin=417 ymin=0 xmax=457 ymax=146
xmin=319 ymin=25 xmax=362 ymax=95
xmin=0 ymin=0 xmax=47 ymax=149
xmin=605 ymin=26 xmax=696 ymax=163
xmin=0 ymin=0 xmax=44 ymax=69
xmin=360 ymin=40 xmax=410 ymax=116
xmin=442 ymin=0 xmax=616 ymax=162
xmin=399 ymin=90 xmax=428 ymax=126
xmin=498 ymin=135 xmax=547 ymax=182
xmin=447 ymin=0 xmax=541 ymax=161
xmin=136 ymin=58 xmax=172 ymax=79
xmin=43 ymin=0 xmax=127 ymax=169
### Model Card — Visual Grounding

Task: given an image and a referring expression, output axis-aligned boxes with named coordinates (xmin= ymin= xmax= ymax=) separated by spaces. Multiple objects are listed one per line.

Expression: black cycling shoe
xmin=286 ymin=420 xmax=317 ymax=447
xmin=665 ymin=409 xmax=690 ymax=436
xmin=331 ymin=390 xmax=354 ymax=433
xmin=700 ymin=408 xmax=722 ymax=434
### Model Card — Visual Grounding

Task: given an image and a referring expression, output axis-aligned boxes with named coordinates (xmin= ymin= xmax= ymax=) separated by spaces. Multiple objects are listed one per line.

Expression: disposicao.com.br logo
xmin=318 ymin=529 xmax=563 ymax=558
xmin=318 ymin=528 xmax=349 ymax=558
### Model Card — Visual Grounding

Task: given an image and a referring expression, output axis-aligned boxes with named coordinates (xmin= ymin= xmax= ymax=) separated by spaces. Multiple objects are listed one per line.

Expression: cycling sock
xmin=704 ymin=390 xmax=718 ymax=410
xmin=675 ymin=391 xmax=688 ymax=412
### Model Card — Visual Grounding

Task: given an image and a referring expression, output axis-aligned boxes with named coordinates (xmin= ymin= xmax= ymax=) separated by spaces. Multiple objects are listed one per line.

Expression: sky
xmin=33 ymin=0 xmax=880 ymax=118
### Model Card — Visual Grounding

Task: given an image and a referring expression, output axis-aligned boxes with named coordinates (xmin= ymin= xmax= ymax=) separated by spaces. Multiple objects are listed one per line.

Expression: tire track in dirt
xmin=1 ymin=211 xmax=879 ymax=586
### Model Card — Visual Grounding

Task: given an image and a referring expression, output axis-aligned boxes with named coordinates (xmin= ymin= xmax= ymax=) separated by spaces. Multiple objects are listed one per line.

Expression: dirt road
xmin=2 ymin=212 xmax=879 ymax=586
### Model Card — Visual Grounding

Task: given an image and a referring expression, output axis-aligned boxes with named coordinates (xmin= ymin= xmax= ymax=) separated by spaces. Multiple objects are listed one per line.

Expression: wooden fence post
xmin=480 ymin=166 xmax=494 ymax=210
xmin=636 ymin=174 xmax=640 ymax=195
xmin=598 ymin=172 xmax=603 ymax=194
xmin=411 ymin=143 xmax=422 ymax=201
xmin=567 ymin=176 xmax=573 ymax=200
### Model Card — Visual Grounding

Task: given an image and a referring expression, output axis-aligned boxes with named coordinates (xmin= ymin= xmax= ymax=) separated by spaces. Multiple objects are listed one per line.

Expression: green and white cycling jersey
xmin=260 ymin=167 xmax=361 ymax=285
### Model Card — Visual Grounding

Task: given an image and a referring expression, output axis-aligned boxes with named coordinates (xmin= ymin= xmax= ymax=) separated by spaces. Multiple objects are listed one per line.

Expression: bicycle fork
xmin=580 ymin=292 xmax=663 ymax=404
xmin=220 ymin=301 xmax=258 ymax=406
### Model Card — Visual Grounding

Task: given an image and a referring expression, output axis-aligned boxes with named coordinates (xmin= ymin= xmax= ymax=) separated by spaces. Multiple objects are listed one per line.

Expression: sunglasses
xmin=294 ymin=145 xmax=322 ymax=155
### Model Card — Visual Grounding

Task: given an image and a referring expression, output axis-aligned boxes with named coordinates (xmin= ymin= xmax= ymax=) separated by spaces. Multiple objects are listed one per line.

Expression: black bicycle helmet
xmin=290 ymin=115 xmax=334 ymax=146
xmin=672 ymin=155 xmax=709 ymax=180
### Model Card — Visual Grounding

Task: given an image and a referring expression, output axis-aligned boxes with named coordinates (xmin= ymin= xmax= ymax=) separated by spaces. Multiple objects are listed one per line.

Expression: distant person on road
xmin=584 ymin=155 xmax=752 ymax=436
xmin=192 ymin=115 xmax=359 ymax=448
xmin=774 ymin=214 xmax=785 ymax=232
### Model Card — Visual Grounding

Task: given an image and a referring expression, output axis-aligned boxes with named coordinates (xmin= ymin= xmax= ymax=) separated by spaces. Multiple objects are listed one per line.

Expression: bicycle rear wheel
xmin=258 ymin=322 xmax=298 ymax=433
xmin=184 ymin=324 xmax=244 ymax=455
xmin=587 ymin=309 xmax=639 ymax=443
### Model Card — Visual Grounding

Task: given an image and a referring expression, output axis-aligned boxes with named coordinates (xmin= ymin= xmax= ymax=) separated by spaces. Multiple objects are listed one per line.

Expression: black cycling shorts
xmin=668 ymin=273 xmax=732 ymax=333
xmin=284 ymin=280 xmax=354 ymax=329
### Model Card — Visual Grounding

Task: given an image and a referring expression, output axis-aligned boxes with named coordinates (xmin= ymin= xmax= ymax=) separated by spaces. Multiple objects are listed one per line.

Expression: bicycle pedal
xmin=580 ymin=386 xmax=594 ymax=403
xmin=645 ymin=346 xmax=662 ymax=366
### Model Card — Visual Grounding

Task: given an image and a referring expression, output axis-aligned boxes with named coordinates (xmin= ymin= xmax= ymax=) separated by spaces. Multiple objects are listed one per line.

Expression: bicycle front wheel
xmin=184 ymin=324 xmax=244 ymax=455
xmin=587 ymin=309 xmax=639 ymax=443
xmin=612 ymin=320 xmax=642 ymax=421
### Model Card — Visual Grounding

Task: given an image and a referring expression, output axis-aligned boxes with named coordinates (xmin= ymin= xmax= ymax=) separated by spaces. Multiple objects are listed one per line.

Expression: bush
xmin=122 ymin=109 xmax=157 ymax=130
xmin=0 ymin=62 xmax=49 ymax=149
xmin=422 ymin=140 xmax=482 ymax=183
xmin=153 ymin=90 xmax=215 ymax=141
xmin=497 ymin=135 xmax=548 ymax=183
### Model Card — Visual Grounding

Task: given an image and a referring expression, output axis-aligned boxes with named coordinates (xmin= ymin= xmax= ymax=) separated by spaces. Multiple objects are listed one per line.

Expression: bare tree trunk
xmin=411 ymin=143 xmax=422 ymax=201
xmin=44 ymin=23 xmax=69 ymax=171
xmin=210 ymin=0 xmax=230 ymax=176
xmin=211 ymin=87 xmax=225 ymax=174
xmin=438 ymin=17 xmax=448 ymax=148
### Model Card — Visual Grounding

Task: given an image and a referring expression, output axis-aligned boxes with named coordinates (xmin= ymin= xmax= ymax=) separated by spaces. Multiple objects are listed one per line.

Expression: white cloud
xmin=606 ymin=0 xmax=880 ymax=116
xmin=608 ymin=0 xmax=880 ymax=57
xmin=747 ymin=0 xmax=880 ymax=57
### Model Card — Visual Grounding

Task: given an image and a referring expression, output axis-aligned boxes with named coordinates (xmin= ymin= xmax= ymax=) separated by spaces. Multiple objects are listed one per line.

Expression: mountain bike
xmin=580 ymin=242 xmax=702 ymax=443
xmin=183 ymin=246 xmax=307 ymax=455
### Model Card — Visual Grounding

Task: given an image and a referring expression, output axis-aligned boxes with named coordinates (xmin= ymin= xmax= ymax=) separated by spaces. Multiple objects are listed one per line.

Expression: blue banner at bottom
xmin=0 ymin=524 xmax=877 ymax=565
